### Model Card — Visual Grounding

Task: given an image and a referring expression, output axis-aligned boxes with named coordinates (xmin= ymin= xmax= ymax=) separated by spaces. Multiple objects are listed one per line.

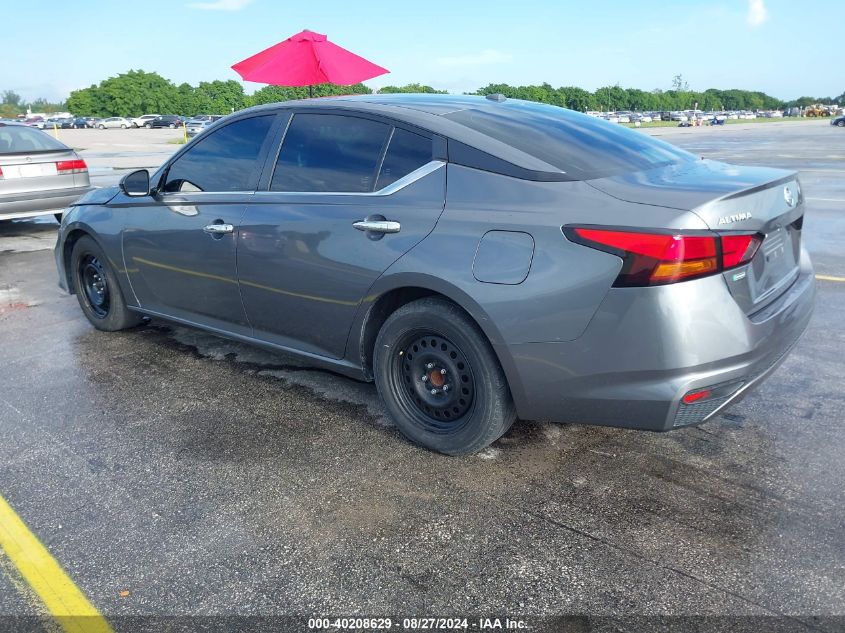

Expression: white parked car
xmin=670 ymin=113 xmax=688 ymax=122
xmin=131 ymin=114 xmax=160 ymax=128
xmin=97 ymin=117 xmax=131 ymax=129
xmin=606 ymin=115 xmax=620 ymax=124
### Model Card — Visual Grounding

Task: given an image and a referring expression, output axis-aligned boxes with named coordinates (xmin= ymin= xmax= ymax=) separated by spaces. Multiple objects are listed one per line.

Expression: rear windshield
xmin=0 ymin=125 xmax=68 ymax=154
xmin=444 ymin=100 xmax=696 ymax=180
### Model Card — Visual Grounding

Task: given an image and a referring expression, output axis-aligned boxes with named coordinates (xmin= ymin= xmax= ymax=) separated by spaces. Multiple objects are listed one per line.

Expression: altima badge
xmin=784 ymin=186 xmax=795 ymax=207
xmin=718 ymin=212 xmax=752 ymax=225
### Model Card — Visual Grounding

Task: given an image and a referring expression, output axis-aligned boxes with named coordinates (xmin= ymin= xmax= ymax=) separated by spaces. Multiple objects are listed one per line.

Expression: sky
xmin=2 ymin=0 xmax=841 ymax=103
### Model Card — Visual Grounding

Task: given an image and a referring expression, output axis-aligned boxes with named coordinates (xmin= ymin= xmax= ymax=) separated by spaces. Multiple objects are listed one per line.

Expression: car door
xmin=238 ymin=111 xmax=446 ymax=359
xmin=122 ymin=113 xmax=280 ymax=333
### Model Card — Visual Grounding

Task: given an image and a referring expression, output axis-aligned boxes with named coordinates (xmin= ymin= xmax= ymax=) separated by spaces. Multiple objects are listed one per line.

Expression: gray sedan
xmin=53 ymin=95 xmax=814 ymax=454
xmin=0 ymin=123 xmax=93 ymax=221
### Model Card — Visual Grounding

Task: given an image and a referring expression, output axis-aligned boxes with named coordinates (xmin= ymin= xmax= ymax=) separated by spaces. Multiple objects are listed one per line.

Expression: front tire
xmin=70 ymin=236 xmax=142 ymax=332
xmin=120 ymin=124 xmax=127 ymax=128
xmin=144 ymin=123 xmax=151 ymax=128
xmin=837 ymin=121 xmax=845 ymax=127
xmin=374 ymin=297 xmax=516 ymax=455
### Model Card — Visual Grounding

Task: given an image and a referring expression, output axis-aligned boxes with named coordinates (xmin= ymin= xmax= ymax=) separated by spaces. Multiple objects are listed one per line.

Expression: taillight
xmin=721 ymin=234 xmax=761 ymax=269
xmin=56 ymin=158 xmax=88 ymax=174
xmin=563 ymin=226 xmax=762 ymax=287
xmin=0 ymin=166 xmax=4 ymax=180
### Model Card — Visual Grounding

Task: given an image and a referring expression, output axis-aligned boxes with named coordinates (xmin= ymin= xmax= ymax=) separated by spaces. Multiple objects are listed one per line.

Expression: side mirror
xmin=119 ymin=169 xmax=150 ymax=197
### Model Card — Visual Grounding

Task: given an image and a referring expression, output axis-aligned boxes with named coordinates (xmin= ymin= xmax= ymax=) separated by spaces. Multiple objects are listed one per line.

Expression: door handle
xmin=203 ymin=223 xmax=234 ymax=235
xmin=352 ymin=220 xmax=401 ymax=234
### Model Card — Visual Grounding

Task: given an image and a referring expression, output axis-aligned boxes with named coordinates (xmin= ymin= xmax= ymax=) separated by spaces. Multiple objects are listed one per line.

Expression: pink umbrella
xmin=232 ymin=29 xmax=389 ymax=96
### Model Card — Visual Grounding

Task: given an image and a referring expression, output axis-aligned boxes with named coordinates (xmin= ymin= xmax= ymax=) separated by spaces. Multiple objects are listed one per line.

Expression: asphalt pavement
xmin=0 ymin=121 xmax=843 ymax=632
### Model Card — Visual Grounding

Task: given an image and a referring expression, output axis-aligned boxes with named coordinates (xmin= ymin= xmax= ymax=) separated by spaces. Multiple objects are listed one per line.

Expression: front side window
xmin=162 ymin=115 xmax=273 ymax=193
xmin=270 ymin=114 xmax=390 ymax=193
xmin=375 ymin=128 xmax=433 ymax=190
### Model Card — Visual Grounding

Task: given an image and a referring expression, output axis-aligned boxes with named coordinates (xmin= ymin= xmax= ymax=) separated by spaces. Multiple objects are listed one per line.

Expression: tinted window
xmin=375 ymin=128 xmax=432 ymax=190
xmin=0 ymin=125 xmax=67 ymax=154
xmin=271 ymin=114 xmax=390 ymax=193
xmin=444 ymin=100 xmax=695 ymax=180
xmin=163 ymin=115 xmax=273 ymax=192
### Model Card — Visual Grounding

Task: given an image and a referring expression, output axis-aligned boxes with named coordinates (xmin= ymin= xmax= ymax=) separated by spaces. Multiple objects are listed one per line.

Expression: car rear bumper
xmin=0 ymin=186 xmax=94 ymax=219
xmin=500 ymin=247 xmax=815 ymax=431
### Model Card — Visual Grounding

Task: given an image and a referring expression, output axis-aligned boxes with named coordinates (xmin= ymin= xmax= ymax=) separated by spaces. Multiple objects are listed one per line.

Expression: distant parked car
xmin=670 ymin=112 xmax=688 ymax=122
xmin=831 ymin=115 xmax=845 ymax=128
xmin=185 ymin=119 xmax=214 ymax=138
xmin=42 ymin=117 xmax=66 ymax=130
xmin=98 ymin=117 xmax=131 ymax=129
xmin=132 ymin=114 xmax=160 ymax=129
xmin=85 ymin=117 xmax=102 ymax=128
xmin=0 ymin=122 xmax=93 ymax=222
xmin=148 ymin=115 xmax=184 ymax=129
xmin=62 ymin=117 xmax=89 ymax=129
xmin=187 ymin=114 xmax=223 ymax=123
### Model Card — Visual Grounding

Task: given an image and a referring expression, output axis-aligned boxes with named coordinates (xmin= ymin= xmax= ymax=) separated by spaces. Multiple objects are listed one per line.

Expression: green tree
xmin=250 ymin=82 xmax=371 ymax=105
xmin=378 ymin=83 xmax=446 ymax=94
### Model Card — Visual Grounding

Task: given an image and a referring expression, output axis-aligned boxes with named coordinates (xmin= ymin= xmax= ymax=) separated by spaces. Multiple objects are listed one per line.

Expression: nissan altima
xmin=54 ymin=95 xmax=815 ymax=454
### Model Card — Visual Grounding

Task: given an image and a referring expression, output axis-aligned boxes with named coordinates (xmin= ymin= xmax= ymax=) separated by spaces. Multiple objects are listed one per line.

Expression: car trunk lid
xmin=588 ymin=159 xmax=804 ymax=315
xmin=0 ymin=148 xmax=80 ymax=195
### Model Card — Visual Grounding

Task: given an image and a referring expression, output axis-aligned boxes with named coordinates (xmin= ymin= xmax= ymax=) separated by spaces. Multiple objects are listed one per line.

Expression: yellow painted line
xmin=816 ymin=274 xmax=845 ymax=282
xmin=0 ymin=495 xmax=113 ymax=633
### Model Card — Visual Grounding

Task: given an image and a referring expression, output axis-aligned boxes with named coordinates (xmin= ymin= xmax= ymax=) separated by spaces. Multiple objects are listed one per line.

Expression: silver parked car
xmin=97 ymin=117 xmax=131 ymax=129
xmin=54 ymin=95 xmax=814 ymax=454
xmin=0 ymin=123 xmax=93 ymax=221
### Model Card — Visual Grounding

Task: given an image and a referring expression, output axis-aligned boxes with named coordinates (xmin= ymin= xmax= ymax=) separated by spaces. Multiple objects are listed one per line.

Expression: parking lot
xmin=1 ymin=120 xmax=844 ymax=631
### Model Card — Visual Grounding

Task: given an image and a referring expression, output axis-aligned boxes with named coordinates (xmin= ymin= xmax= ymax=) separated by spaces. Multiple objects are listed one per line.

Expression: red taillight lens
xmin=564 ymin=226 xmax=763 ymax=287
xmin=721 ymin=234 xmax=761 ymax=269
xmin=56 ymin=158 xmax=88 ymax=174
xmin=565 ymin=227 xmax=718 ymax=286
xmin=0 ymin=165 xmax=4 ymax=179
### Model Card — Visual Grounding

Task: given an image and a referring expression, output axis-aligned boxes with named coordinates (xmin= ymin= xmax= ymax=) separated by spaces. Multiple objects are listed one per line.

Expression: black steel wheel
xmin=79 ymin=254 xmax=110 ymax=318
xmin=374 ymin=297 xmax=516 ymax=455
xmin=70 ymin=236 xmax=142 ymax=332
xmin=393 ymin=330 xmax=476 ymax=433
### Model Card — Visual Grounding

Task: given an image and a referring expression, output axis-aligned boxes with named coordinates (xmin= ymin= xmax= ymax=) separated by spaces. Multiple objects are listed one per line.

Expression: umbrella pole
xmin=309 ymin=85 xmax=313 ymax=98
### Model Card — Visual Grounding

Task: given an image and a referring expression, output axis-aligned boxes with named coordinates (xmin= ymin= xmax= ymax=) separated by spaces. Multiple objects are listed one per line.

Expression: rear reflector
xmin=0 ymin=165 xmax=3 ymax=179
xmin=563 ymin=226 xmax=763 ymax=287
xmin=682 ymin=389 xmax=712 ymax=404
xmin=56 ymin=158 xmax=88 ymax=174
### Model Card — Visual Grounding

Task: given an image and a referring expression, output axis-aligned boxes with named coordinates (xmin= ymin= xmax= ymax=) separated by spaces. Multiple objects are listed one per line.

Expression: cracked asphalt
xmin=0 ymin=122 xmax=843 ymax=632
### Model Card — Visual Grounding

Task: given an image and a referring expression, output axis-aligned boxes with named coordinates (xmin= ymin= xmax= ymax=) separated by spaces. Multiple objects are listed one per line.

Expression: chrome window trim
xmin=256 ymin=159 xmax=445 ymax=198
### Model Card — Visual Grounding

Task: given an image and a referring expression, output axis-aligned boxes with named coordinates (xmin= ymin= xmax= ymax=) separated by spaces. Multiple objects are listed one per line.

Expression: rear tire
xmin=144 ymin=123 xmax=151 ymax=129
xmin=120 ymin=124 xmax=126 ymax=128
xmin=70 ymin=236 xmax=142 ymax=332
xmin=99 ymin=124 xmax=105 ymax=129
xmin=374 ymin=297 xmax=516 ymax=455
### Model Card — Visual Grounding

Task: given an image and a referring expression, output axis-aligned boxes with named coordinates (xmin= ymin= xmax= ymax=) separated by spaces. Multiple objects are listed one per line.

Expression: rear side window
xmin=271 ymin=114 xmax=390 ymax=193
xmin=444 ymin=100 xmax=696 ymax=180
xmin=0 ymin=125 xmax=67 ymax=154
xmin=162 ymin=115 xmax=273 ymax=192
xmin=375 ymin=128 xmax=432 ymax=190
